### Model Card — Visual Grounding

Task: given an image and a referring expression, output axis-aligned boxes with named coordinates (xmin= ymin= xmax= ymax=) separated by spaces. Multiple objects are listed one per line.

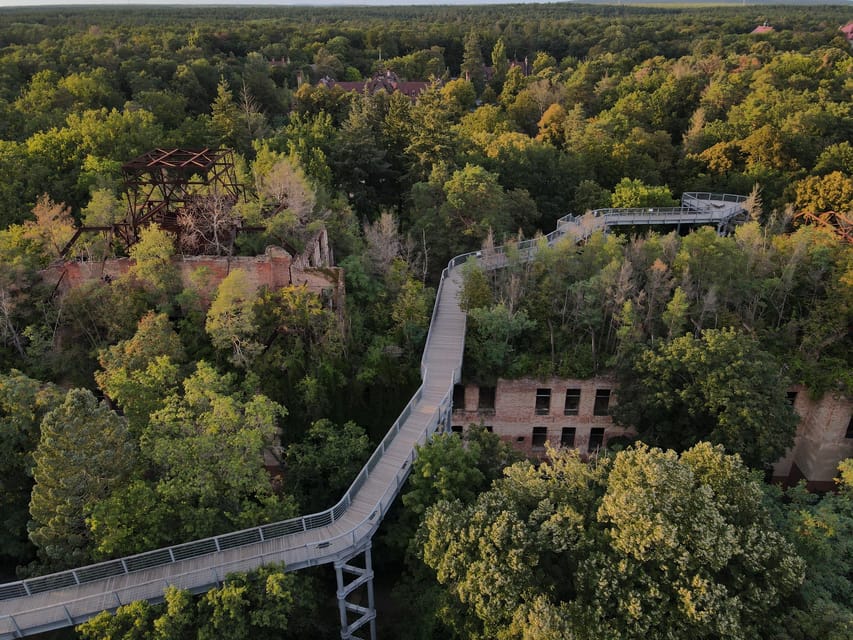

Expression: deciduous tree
xmin=205 ymin=269 xmax=263 ymax=368
xmin=0 ymin=371 xmax=62 ymax=563
xmin=422 ymin=443 xmax=804 ymax=640
xmin=613 ymin=328 xmax=799 ymax=468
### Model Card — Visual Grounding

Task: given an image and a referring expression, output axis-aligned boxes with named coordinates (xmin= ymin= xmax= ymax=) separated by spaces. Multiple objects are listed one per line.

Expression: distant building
xmin=751 ymin=21 xmax=775 ymax=35
xmin=841 ymin=22 xmax=853 ymax=44
xmin=318 ymin=70 xmax=432 ymax=100
xmin=509 ymin=57 xmax=531 ymax=76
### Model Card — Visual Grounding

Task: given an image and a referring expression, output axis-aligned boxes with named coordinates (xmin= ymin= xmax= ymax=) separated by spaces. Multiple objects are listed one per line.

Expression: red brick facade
xmin=454 ymin=377 xmax=853 ymax=487
xmin=772 ymin=386 xmax=853 ymax=490
xmin=42 ymin=238 xmax=344 ymax=312
xmin=452 ymin=377 xmax=635 ymax=458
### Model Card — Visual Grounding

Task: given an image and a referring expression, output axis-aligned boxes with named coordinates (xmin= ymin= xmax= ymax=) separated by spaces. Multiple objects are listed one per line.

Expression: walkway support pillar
xmin=334 ymin=544 xmax=377 ymax=640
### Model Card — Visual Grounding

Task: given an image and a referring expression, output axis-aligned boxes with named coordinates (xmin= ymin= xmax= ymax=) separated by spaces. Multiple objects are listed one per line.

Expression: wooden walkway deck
xmin=0 ymin=193 xmax=745 ymax=639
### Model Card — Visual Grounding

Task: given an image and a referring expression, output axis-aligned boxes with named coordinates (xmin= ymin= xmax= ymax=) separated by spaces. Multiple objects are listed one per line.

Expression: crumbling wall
xmin=43 ymin=234 xmax=343 ymax=311
xmin=456 ymin=377 xmax=852 ymax=484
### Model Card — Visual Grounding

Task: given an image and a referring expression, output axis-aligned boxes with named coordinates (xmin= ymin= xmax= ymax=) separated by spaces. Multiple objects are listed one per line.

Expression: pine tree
xmin=28 ymin=389 xmax=135 ymax=571
xmin=460 ymin=30 xmax=485 ymax=94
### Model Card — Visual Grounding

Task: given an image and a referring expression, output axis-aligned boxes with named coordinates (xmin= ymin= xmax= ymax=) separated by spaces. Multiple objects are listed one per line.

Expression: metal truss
xmin=334 ymin=545 xmax=377 ymax=640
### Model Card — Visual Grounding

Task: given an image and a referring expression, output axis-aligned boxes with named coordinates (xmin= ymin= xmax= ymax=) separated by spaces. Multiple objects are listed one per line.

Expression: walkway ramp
xmin=0 ymin=193 xmax=744 ymax=640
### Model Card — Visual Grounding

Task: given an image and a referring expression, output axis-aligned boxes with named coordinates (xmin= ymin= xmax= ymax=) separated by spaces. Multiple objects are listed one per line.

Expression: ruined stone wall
xmin=452 ymin=377 xmax=634 ymax=458
xmin=43 ymin=244 xmax=343 ymax=311
xmin=455 ymin=377 xmax=852 ymax=484
xmin=777 ymin=387 xmax=853 ymax=489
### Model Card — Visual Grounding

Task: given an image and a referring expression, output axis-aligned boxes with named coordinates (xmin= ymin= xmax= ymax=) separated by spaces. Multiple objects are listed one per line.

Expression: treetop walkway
xmin=0 ymin=192 xmax=746 ymax=640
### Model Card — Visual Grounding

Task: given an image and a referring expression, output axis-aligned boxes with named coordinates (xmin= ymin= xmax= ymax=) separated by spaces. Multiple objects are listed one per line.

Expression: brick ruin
xmin=453 ymin=377 xmax=852 ymax=490
xmin=43 ymin=229 xmax=344 ymax=314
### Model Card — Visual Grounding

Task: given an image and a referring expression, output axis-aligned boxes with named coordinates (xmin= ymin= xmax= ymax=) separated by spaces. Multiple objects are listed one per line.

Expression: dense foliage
xmin=421 ymin=443 xmax=805 ymax=639
xmin=0 ymin=3 xmax=849 ymax=638
xmin=461 ymin=223 xmax=850 ymax=391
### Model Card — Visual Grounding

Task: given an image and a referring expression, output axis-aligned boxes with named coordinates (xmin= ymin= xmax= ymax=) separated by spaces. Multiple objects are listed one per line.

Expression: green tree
xmin=0 ymin=371 xmax=62 ymax=563
xmin=77 ymin=188 xmax=124 ymax=260
xmin=29 ymin=388 xmax=136 ymax=571
xmin=206 ymin=269 xmax=263 ymax=368
xmin=613 ymin=328 xmax=799 ymax=468
xmin=794 ymin=171 xmax=853 ymax=215
xmin=442 ymin=163 xmax=512 ymax=245
xmin=391 ymin=277 xmax=432 ymax=351
xmin=330 ymin=93 xmax=393 ymax=217
xmin=440 ymin=79 xmax=477 ymax=119
xmin=610 ymin=178 xmax=678 ymax=208
xmin=126 ymin=224 xmax=180 ymax=307
xmin=88 ymin=362 xmax=291 ymax=556
xmin=210 ymin=78 xmax=264 ymax=157
xmin=252 ymin=284 xmax=345 ymax=420
xmin=661 ymin=285 xmax=690 ymax=338
xmin=465 ymin=303 xmax=536 ymax=382
xmin=421 ymin=443 xmax=804 ymax=640
xmin=490 ymin=37 xmax=509 ymax=88
xmin=767 ymin=460 xmax=853 ymax=639
xmin=24 ymin=194 xmax=76 ymax=261
xmin=284 ymin=418 xmax=370 ymax=512
xmin=78 ymin=565 xmax=321 ymax=640
xmin=460 ymin=30 xmax=485 ymax=93
xmin=405 ymin=82 xmax=457 ymax=181
xmin=95 ymin=312 xmax=185 ymax=434
xmin=403 ymin=433 xmax=486 ymax=520
xmin=459 ymin=258 xmax=494 ymax=312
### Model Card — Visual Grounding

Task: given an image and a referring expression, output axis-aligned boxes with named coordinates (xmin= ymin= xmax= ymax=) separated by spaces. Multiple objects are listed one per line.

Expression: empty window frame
xmin=451 ymin=425 xmax=464 ymax=435
xmin=478 ymin=386 xmax=496 ymax=411
xmin=593 ymin=389 xmax=611 ymax=416
xmin=532 ymin=427 xmax=548 ymax=449
xmin=564 ymin=388 xmax=581 ymax=415
xmin=561 ymin=427 xmax=576 ymax=448
xmin=484 ymin=425 xmax=494 ymax=433
xmin=786 ymin=391 xmax=797 ymax=406
xmin=453 ymin=384 xmax=466 ymax=410
xmin=535 ymin=388 xmax=552 ymax=415
xmin=847 ymin=415 xmax=853 ymax=439
xmin=588 ymin=428 xmax=605 ymax=453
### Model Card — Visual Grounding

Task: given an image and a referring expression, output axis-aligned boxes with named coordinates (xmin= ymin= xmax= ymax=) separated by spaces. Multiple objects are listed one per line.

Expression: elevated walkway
xmin=0 ymin=192 xmax=745 ymax=640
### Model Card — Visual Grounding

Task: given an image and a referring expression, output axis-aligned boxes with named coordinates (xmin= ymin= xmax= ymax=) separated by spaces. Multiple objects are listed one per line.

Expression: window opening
xmin=588 ymin=428 xmax=605 ymax=452
xmin=535 ymin=388 xmax=551 ymax=415
xmin=478 ymin=386 xmax=496 ymax=410
xmin=564 ymin=389 xmax=581 ymax=415
xmin=453 ymin=384 xmax=466 ymax=410
xmin=593 ymin=389 xmax=611 ymax=416
xmin=532 ymin=427 xmax=547 ymax=449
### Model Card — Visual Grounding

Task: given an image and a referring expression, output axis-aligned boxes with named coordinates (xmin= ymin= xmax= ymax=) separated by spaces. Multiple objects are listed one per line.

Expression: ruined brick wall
xmin=452 ymin=377 xmax=634 ymax=458
xmin=43 ymin=244 xmax=343 ymax=310
xmin=455 ymin=377 xmax=852 ymax=484
xmin=772 ymin=386 xmax=853 ymax=489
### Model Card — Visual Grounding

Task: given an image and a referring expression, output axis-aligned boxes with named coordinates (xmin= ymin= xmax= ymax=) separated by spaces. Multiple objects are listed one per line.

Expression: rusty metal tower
xmin=119 ymin=147 xmax=242 ymax=246
xmin=61 ymin=148 xmax=243 ymax=256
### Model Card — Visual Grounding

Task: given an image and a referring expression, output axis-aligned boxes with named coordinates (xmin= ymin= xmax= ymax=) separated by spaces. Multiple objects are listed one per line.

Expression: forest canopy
xmin=0 ymin=4 xmax=850 ymax=639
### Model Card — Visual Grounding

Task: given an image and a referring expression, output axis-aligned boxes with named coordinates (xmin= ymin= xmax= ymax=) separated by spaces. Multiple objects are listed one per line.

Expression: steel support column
xmin=334 ymin=545 xmax=377 ymax=640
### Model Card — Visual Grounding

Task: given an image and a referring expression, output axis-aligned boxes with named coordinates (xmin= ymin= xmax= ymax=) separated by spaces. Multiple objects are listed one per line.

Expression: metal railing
xmin=0 ymin=376 xmax=428 ymax=601
xmin=1 ymin=249 xmax=466 ymax=639
xmin=0 ymin=191 xmax=746 ymax=639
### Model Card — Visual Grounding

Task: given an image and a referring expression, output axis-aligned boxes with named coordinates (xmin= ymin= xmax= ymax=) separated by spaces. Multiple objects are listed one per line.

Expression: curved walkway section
xmin=0 ymin=192 xmax=744 ymax=639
